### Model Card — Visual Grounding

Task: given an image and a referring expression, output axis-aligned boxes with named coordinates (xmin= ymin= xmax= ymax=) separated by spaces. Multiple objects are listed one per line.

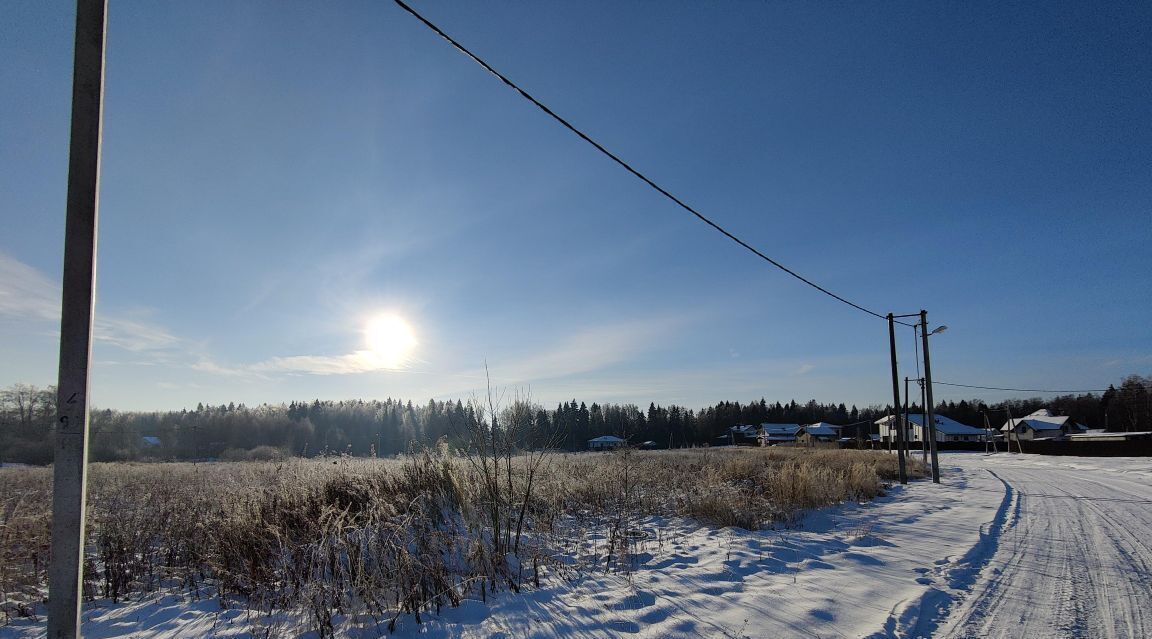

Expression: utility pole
xmin=1006 ymin=404 xmax=1018 ymax=454
xmin=982 ymin=411 xmax=991 ymax=454
xmin=903 ymin=376 xmax=910 ymax=453
xmin=887 ymin=314 xmax=907 ymax=484
xmin=49 ymin=1 xmax=107 ymax=637
xmin=919 ymin=378 xmax=928 ymax=463
xmin=920 ymin=310 xmax=940 ymax=483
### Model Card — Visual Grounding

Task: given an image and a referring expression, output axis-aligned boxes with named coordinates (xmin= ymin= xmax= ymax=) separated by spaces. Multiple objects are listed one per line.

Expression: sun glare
xmin=363 ymin=314 xmax=417 ymax=369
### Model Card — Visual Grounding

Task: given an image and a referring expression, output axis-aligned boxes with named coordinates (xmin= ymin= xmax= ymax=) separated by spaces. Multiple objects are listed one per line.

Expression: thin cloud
xmin=0 ymin=253 xmax=59 ymax=321
xmin=0 ymin=252 xmax=181 ymax=353
xmin=477 ymin=319 xmax=684 ymax=385
xmin=249 ymin=350 xmax=409 ymax=376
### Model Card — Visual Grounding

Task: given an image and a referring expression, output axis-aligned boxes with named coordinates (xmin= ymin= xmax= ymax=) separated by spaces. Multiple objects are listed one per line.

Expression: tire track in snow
xmin=868 ymin=467 xmax=1016 ymax=639
xmin=939 ymin=459 xmax=1152 ymax=639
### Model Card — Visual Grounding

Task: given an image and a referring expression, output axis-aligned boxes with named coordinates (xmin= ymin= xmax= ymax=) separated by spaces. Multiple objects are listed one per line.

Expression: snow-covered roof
xmin=729 ymin=424 xmax=759 ymax=434
xmin=141 ymin=436 xmax=161 ymax=446
xmin=588 ymin=435 xmax=625 ymax=443
xmin=1001 ymin=411 xmax=1071 ymax=431
xmin=876 ymin=414 xmax=985 ymax=436
xmin=801 ymin=422 xmax=841 ymax=436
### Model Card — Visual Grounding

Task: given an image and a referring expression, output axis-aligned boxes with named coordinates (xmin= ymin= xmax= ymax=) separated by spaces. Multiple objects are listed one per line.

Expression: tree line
xmin=1 ymin=374 xmax=1149 ymax=465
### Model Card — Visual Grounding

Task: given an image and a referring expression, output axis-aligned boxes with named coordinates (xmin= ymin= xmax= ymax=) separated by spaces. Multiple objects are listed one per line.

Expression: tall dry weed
xmin=0 ymin=446 xmax=918 ymax=632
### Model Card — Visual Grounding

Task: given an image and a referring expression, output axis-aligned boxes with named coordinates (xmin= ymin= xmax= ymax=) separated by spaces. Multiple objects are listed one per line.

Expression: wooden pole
xmin=49 ymin=1 xmax=107 ymax=637
xmin=920 ymin=310 xmax=940 ymax=483
xmin=919 ymin=377 xmax=928 ymax=463
xmin=1007 ymin=405 xmax=1018 ymax=454
xmin=982 ymin=411 xmax=991 ymax=454
xmin=903 ymin=376 xmax=911 ymax=456
xmin=888 ymin=314 xmax=907 ymax=484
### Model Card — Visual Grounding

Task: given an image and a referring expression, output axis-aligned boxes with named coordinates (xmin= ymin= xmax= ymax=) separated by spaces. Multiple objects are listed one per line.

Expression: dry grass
xmin=0 ymin=446 xmax=920 ymax=632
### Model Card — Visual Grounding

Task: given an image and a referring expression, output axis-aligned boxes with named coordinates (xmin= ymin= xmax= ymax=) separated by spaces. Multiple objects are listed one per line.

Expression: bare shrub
xmin=0 ymin=446 xmax=917 ymax=632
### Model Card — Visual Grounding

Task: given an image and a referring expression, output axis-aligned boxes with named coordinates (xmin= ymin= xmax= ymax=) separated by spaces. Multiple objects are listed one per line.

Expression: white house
xmin=587 ymin=435 xmax=626 ymax=451
xmin=875 ymin=414 xmax=987 ymax=443
xmin=1001 ymin=409 xmax=1087 ymax=440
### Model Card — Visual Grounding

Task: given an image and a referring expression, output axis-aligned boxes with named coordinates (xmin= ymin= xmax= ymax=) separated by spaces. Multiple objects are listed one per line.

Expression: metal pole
xmin=49 ymin=1 xmax=106 ymax=637
xmin=888 ymin=314 xmax=907 ymax=484
xmin=920 ymin=310 xmax=940 ymax=483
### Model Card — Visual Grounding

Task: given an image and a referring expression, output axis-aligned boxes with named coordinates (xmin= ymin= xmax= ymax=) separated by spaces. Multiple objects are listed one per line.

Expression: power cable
xmin=392 ymin=0 xmax=915 ymax=326
xmin=933 ymin=381 xmax=1109 ymax=394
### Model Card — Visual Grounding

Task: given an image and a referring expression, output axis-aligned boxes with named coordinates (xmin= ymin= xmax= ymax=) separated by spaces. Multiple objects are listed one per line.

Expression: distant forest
xmin=1 ymin=375 xmax=1149 ymax=465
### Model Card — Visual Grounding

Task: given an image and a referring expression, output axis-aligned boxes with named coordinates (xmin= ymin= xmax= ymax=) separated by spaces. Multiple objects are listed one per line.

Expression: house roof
xmin=801 ymin=422 xmax=841 ymax=436
xmin=876 ymin=414 xmax=985 ymax=436
xmin=1001 ymin=409 xmax=1071 ymax=431
xmin=588 ymin=435 xmax=625 ymax=443
xmin=759 ymin=423 xmax=802 ymax=434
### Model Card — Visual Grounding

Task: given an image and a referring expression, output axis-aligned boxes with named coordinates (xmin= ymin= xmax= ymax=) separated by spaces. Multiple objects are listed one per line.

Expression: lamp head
xmin=929 ymin=325 xmax=948 ymax=336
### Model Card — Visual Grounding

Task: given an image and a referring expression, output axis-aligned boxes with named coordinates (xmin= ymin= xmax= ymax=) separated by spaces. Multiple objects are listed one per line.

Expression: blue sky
xmin=2 ymin=0 xmax=1149 ymax=412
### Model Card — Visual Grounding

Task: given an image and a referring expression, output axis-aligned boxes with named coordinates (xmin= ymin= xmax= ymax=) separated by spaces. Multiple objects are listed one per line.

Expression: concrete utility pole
xmin=887 ymin=314 xmax=907 ymax=484
xmin=49 ymin=1 xmax=107 ymax=637
xmin=920 ymin=310 xmax=941 ymax=483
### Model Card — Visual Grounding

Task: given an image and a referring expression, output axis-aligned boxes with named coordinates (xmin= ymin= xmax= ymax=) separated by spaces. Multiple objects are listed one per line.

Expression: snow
xmin=5 ymin=453 xmax=1151 ymax=638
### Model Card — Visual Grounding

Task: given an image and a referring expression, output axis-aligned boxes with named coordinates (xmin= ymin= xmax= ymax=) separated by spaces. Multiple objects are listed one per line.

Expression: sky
xmin=2 ymin=0 xmax=1150 ymax=412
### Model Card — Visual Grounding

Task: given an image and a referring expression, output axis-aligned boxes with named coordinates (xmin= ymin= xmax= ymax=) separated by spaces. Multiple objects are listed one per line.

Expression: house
xmin=797 ymin=422 xmax=842 ymax=444
xmin=141 ymin=436 xmax=162 ymax=448
xmin=875 ymin=414 xmax=987 ymax=443
xmin=587 ymin=435 xmax=626 ymax=451
xmin=758 ymin=423 xmax=802 ymax=445
xmin=716 ymin=424 xmax=762 ymax=446
xmin=1001 ymin=409 xmax=1087 ymax=440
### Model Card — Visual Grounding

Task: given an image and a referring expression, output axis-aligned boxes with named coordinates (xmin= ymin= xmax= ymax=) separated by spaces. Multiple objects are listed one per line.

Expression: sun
xmin=363 ymin=314 xmax=417 ymax=369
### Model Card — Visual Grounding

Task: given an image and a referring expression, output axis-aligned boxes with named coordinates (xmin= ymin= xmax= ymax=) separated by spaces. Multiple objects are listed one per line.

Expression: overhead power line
xmin=934 ymin=381 xmax=1110 ymax=394
xmin=393 ymin=0 xmax=913 ymax=326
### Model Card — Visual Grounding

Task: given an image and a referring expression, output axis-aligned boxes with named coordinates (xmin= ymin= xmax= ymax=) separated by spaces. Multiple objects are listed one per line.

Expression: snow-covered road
xmin=939 ymin=454 xmax=1152 ymax=639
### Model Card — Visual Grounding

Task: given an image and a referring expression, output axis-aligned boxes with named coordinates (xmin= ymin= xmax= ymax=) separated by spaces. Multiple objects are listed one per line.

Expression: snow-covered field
xmin=4 ymin=452 xmax=1150 ymax=638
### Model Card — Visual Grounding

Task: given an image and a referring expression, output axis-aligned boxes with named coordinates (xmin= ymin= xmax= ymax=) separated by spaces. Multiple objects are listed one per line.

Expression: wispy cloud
xmin=249 ymin=351 xmax=407 ymax=376
xmin=793 ymin=363 xmax=816 ymax=375
xmin=0 ymin=253 xmax=59 ymax=321
xmin=0 ymin=252 xmax=181 ymax=353
xmin=477 ymin=319 xmax=684 ymax=385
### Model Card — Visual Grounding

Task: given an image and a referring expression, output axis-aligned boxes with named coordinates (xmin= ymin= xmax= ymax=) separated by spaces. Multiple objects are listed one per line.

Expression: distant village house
xmin=875 ymin=414 xmax=987 ymax=443
xmin=587 ymin=435 xmax=626 ymax=451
